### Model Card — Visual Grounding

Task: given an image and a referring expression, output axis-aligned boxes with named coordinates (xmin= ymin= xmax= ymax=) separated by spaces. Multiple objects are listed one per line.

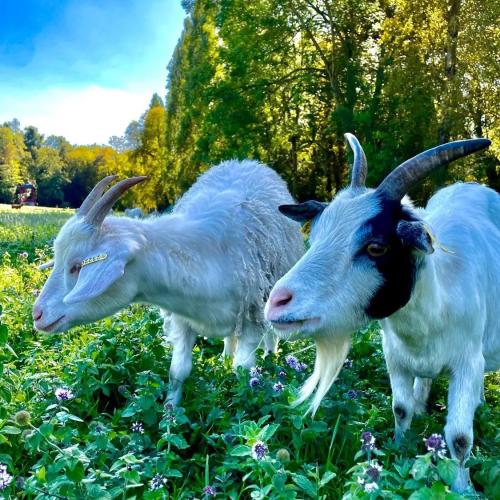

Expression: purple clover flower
xmin=252 ymin=440 xmax=268 ymax=460
xmin=365 ymin=461 xmax=382 ymax=482
xmin=343 ymin=358 xmax=353 ymax=368
xmin=346 ymin=389 xmax=359 ymax=399
xmin=360 ymin=431 xmax=376 ymax=451
xmin=249 ymin=377 xmax=260 ymax=388
xmin=285 ymin=355 xmax=298 ymax=370
xmin=0 ymin=465 xmax=12 ymax=490
xmin=149 ymin=473 xmax=167 ymax=490
xmin=250 ymin=366 xmax=262 ymax=378
xmin=131 ymin=421 xmax=144 ymax=434
xmin=203 ymin=485 xmax=216 ymax=497
xmin=273 ymin=381 xmax=284 ymax=393
xmin=278 ymin=370 xmax=286 ymax=379
xmin=296 ymin=362 xmax=308 ymax=372
xmin=357 ymin=461 xmax=382 ymax=493
xmin=285 ymin=355 xmax=308 ymax=372
xmin=55 ymin=388 xmax=74 ymax=401
xmin=424 ymin=433 xmax=447 ymax=458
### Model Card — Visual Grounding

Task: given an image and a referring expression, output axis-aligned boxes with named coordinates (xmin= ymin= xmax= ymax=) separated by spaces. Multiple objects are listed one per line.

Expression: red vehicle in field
xmin=12 ymin=183 xmax=37 ymax=209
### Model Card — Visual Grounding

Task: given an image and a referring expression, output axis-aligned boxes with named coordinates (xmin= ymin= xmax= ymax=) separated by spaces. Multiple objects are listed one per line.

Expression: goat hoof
xmin=452 ymin=434 xmax=470 ymax=462
xmin=394 ymin=405 xmax=406 ymax=420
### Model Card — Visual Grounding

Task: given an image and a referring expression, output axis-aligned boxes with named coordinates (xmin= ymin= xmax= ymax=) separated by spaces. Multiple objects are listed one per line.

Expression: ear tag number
xmin=81 ymin=253 xmax=108 ymax=268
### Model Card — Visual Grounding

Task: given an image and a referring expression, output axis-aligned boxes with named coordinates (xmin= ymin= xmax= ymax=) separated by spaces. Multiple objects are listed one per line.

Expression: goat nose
xmin=32 ymin=305 xmax=43 ymax=321
xmin=269 ymin=288 xmax=293 ymax=309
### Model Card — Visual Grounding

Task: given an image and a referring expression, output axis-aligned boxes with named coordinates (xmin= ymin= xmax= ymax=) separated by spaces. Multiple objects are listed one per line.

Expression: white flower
xmin=364 ymin=481 xmax=378 ymax=493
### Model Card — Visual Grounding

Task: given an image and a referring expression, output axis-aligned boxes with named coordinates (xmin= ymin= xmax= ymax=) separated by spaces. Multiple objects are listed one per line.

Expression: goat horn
xmin=78 ymin=175 xmax=118 ymax=216
xmin=84 ymin=176 xmax=147 ymax=227
xmin=377 ymin=138 xmax=491 ymax=201
xmin=345 ymin=133 xmax=367 ymax=189
xmin=38 ymin=260 xmax=54 ymax=270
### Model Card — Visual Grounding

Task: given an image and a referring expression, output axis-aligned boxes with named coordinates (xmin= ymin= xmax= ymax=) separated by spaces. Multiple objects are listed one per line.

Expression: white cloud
xmin=0 ymin=85 xmax=156 ymax=145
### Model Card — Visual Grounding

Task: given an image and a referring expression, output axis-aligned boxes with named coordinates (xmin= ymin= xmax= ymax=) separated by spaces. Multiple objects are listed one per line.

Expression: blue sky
xmin=0 ymin=0 xmax=185 ymax=144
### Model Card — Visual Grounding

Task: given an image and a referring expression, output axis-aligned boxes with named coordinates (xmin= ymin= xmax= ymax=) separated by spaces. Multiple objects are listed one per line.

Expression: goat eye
xmin=366 ymin=243 xmax=388 ymax=258
xmin=69 ymin=263 xmax=81 ymax=274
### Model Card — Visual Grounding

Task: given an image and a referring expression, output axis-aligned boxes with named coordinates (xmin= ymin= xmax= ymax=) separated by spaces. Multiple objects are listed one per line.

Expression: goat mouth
xmin=35 ymin=315 xmax=66 ymax=333
xmin=270 ymin=317 xmax=320 ymax=333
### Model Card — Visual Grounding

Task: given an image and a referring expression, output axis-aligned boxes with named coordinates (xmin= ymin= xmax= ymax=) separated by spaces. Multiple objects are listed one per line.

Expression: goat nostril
xmin=271 ymin=289 xmax=293 ymax=308
xmin=33 ymin=307 xmax=43 ymax=321
xmin=276 ymin=296 xmax=292 ymax=307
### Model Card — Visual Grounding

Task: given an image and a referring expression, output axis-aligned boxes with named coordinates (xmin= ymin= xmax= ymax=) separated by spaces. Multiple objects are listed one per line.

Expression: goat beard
xmin=292 ymin=335 xmax=351 ymax=416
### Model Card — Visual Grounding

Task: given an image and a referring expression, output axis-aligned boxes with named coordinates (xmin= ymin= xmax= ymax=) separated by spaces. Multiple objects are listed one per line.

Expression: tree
xmin=163 ymin=0 xmax=498 ymax=203
xmin=0 ymin=126 xmax=29 ymax=202
xmin=128 ymin=95 xmax=168 ymax=210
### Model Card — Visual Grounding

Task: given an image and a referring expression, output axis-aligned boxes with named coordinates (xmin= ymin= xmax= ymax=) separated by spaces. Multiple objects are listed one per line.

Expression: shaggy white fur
xmin=34 ymin=160 xmax=304 ymax=405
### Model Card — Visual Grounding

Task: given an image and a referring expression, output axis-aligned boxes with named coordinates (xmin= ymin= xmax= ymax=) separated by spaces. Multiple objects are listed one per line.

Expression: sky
xmin=0 ymin=0 xmax=186 ymax=145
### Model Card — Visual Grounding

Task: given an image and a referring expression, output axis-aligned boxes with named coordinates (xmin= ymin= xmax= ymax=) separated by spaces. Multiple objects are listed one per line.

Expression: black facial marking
xmin=452 ymin=434 xmax=469 ymax=462
xmin=359 ymin=196 xmax=424 ymax=319
xmin=394 ymin=405 xmax=407 ymax=420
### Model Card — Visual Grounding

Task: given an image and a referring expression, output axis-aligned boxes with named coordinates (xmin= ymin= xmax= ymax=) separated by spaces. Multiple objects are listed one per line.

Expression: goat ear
xmin=397 ymin=220 xmax=434 ymax=254
xmin=63 ymin=252 xmax=130 ymax=304
xmin=279 ymin=201 xmax=328 ymax=222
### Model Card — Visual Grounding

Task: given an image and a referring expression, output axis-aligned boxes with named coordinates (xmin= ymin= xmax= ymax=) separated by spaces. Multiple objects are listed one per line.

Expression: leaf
xmin=293 ymin=474 xmax=317 ymax=498
xmin=165 ymin=433 xmax=189 ymax=450
xmin=0 ymin=324 xmax=8 ymax=345
xmin=408 ymin=488 xmax=434 ymax=500
xmin=66 ymin=461 xmax=85 ymax=482
xmin=272 ymin=472 xmax=287 ymax=490
xmin=411 ymin=457 xmax=431 ymax=481
xmin=230 ymin=445 xmax=251 ymax=457
xmin=165 ymin=469 xmax=183 ymax=478
xmin=436 ymin=459 xmax=458 ymax=485
xmin=67 ymin=414 xmax=84 ymax=422
xmin=121 ymin=406 xmax=137 ymax=417
xmin=37 ymin=466 xmax=46 ymax=482
xmin=260 ymin=423 xmax=279 ymax=442
xmin=1 ymin=425 xmax=21 ymax=435
xmin=320 ymin=470 xmax=336 ymax=488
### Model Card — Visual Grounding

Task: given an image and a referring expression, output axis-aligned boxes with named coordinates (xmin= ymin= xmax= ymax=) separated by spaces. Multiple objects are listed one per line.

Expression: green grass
xmin=0 ymin=207 xmax=498 ymax=499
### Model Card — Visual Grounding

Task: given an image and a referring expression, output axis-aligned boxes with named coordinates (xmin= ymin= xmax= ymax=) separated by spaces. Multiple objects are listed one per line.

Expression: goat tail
xmin=292 ymin=335 xmax=351 ymax=417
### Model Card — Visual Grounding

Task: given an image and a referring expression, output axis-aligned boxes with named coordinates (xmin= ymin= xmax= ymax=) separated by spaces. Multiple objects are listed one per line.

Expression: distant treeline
xmin=0 ymin=94 xmax=166 ymax=210
xmin=1 ymin=0 xmax=498 ymax=210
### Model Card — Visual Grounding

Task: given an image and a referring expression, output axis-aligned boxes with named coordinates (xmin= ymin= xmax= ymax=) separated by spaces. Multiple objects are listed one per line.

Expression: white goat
xmin=34 ymin=160 xmax=304 ymax=405
xmin=265 ymin=134 xmax=498 ymax=492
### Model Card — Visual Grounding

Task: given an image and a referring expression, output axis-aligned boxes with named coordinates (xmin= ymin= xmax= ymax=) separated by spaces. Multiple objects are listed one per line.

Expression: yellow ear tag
xmin=81 ymin=253 xmax=108 ymax=268
xmin=423 ymin=224 xmax=455 ymax=255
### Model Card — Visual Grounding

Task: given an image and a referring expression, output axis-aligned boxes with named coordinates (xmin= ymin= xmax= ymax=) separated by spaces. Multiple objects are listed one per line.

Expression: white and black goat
xmin=265 ymin=134 xmax=498 ymax=492
xmin=34 ymin=160 xmax=304 ymax=405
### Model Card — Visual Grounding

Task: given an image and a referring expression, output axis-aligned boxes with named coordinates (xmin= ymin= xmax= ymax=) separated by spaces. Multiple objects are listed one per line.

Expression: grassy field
xmin=0 ymin=206 xmax=498 ymax=499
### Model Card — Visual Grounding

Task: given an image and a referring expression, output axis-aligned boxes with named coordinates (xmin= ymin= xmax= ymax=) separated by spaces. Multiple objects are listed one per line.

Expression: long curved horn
xmin=344 ymin=133 xmax=367 ymax=189
xmin=377 ymin=138 xmax=491 ymax=201
xmin=84 ymin=176 xmax=147 ymax=227
xmin=78 ymin=175 xmax=118 ymax=216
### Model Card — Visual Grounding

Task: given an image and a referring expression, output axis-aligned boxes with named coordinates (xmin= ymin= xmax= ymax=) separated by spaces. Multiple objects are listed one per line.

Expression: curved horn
xmin=78 ymin=175 xmax=118 ymax=216
xmin=377 ymin=138 xmax=491 ymax=201
xmin=345 ymin=133 xmax=367 ymax=188
xmin=38 ymin=259 xmax=54 ymax=271
xmin=84 ymin=176 xmax=147 ymax=227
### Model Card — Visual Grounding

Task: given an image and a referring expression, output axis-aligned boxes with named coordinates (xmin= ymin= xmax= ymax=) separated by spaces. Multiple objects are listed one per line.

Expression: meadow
xmin=0 ymin=205 xmax=498 ymax=499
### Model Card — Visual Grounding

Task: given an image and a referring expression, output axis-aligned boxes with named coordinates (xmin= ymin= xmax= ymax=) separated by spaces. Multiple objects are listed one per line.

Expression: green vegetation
xmin=0 ymin=207 xmax=498 ymax=498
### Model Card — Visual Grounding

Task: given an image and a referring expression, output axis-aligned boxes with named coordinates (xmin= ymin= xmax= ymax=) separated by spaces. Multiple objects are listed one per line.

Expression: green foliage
xmin=164 ymin=0 xmax=499 ymax=203
xmin=0 ymin=207 xmax=497 ymax=497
